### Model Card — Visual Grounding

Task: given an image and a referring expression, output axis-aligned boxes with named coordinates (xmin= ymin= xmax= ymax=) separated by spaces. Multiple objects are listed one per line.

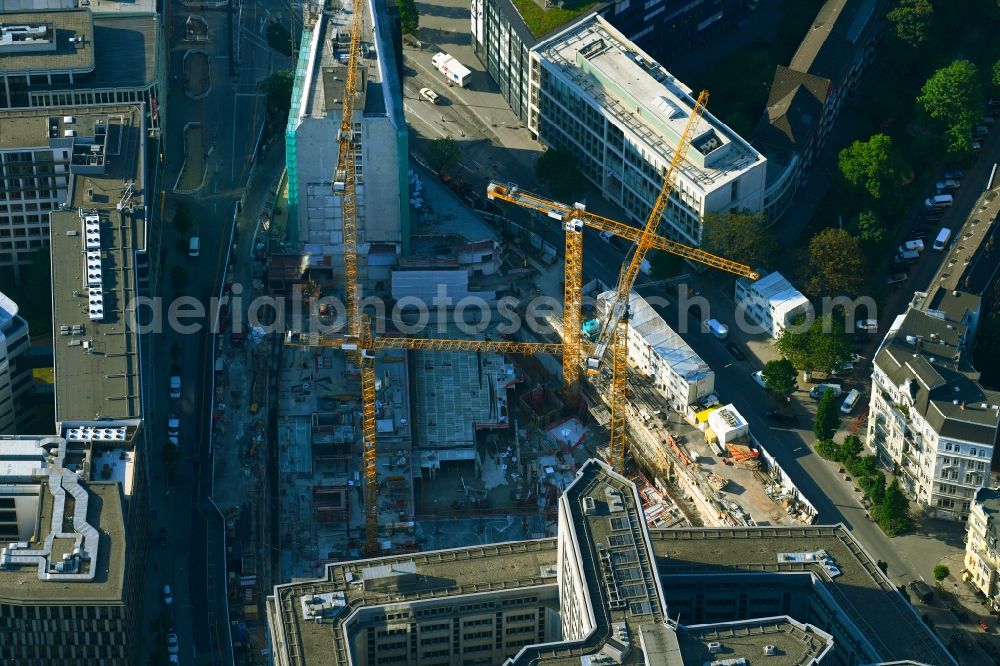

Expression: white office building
xmin=0 ymin=291 xmax=31 ymax=433
xmin=530 ymin=16 xmax=767 ymax=247
xmin=285 ymin=0 xmax=409 ymax=289
xmin=600 ymin=291 xmax=714 ymax=410
xmin=867 ymin=300 xmax=999 ymax=521
xmin=735 ymin=271 xmax=812 ymax=338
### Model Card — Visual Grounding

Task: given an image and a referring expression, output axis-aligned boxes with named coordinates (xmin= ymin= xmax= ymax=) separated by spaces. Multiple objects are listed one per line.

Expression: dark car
xmin=909 ymin=579 xmax=934 ymax=603
xmin=889 ymin=261 xmax=909 ymax=273
xmin=725 ymin=343 xmax=746 ymax=361
xmin=911 ymin=231 xmax=927 ymax=240
xmin=766 ymin=409 xmax=796 ymax=425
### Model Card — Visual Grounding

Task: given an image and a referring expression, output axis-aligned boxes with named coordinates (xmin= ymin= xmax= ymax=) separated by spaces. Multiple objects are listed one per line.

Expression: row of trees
xmin=814 ymin=433 xmax=911 ymax=536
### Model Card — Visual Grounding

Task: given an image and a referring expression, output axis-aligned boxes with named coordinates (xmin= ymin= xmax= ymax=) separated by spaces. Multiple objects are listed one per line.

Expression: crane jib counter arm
xmin=485 ymin=182 xmax=757 ymax=281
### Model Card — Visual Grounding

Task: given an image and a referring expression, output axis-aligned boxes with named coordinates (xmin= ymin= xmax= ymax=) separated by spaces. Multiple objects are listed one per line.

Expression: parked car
xmin=910 ymin=232 xmax=927 ymax=240
xmin=909 ymin=579 xmax=934 ymax=603
xmin=856 ymin=319 xmax=878 ymax=332
xmin=766 ymin=408 xmax=796 ymax=425
xmin=943 ymin=169 xmax=965 ymax=180
xmin=751 ymin=370 xmax=767 ymax=389
xmin=974 ymin=124 xmax=990 ymax=137
xmin=167 ymin=414 xmax=179 ymax=446
xmin=889 ymin=261 xmax=910 ymax=273
xmin=810 ymin=383 xmax=842 ymax=400
xmin=885 ymin=272 xmax=908 ymax=286
xmin=169 ymin=375 xmax=181 ymax=399
xmin=163 ymin=584 xmax=173 ymax=605
xmin=973 ymin=140 xmax=982 ymax=151
xmin=936 ymin=179 xmax=960 ymax=191
xmin=898 ymin=239 xmax=924 ymax=253
xmin=167 ymin=633 xmax=179 ymax=655
xmin=895 ymin=250 xmax=920 ymax=263
xmin=840 ymin=388 xmax=861 ymax=414
xmin=950 ymin=605 xmax=970 ymax=622
xmin=418 ymin=87 xmax=440 ymax=104
xmin=725 ymin=342 xmax=746 ymax=361
xmin=980 ymin=618 xmax=990 ymax=632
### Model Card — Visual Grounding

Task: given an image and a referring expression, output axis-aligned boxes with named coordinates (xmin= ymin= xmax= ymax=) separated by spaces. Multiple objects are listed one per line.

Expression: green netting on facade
xmin=284 ymin=26 xmax=314 ymax=244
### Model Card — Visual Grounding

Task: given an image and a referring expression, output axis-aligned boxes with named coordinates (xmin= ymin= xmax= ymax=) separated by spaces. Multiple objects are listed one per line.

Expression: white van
xmin=898 ymin=239 xmax=924 ymax=253
xmin=188 ymin=236 xmax=200 ymax=257
xmin=933 ymin=228 xmax=952 ymax=251
xmin=704 ymin=319 xmax=728 ymax=340
xmin=840 ymin=388 xmax=860 ymax=414
xmin=924 ymin=194 xmax=953 ymax=210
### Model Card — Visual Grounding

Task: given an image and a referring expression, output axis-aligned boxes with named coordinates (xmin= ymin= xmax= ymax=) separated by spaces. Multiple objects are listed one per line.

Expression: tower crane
xmin=490 ymin=91 xmax=757 ymax=472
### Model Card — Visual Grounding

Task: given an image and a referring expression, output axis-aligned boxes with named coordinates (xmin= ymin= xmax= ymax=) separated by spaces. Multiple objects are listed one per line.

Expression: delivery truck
xmin=431 ymin=52 xmax=471 ymax=87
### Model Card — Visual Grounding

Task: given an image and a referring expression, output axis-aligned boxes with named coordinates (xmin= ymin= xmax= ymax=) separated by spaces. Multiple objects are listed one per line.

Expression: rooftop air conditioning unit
xmin=707 ymin=642 xmax=722 ymax=654
xmin=763 ymin=645 xmax=777 ymax=656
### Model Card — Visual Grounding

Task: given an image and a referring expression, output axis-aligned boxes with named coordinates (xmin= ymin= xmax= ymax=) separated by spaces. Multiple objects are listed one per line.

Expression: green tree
xmin=815 ymin=439 xmax=839 ymax=460
xmin=872 ymin=479 xmax=911 ymax=536
xmin=859 ymin=470 xmax=886 ymax=504
xmin=838 ymin=434 xmax=864 ymax=463
xmin=173 ymin=203 xmax=194 ymax=235
xmin=805 ymin=228 xmax=867 ymax=297
xmin=761 ymin=358 xmax=797 ymax=396
xmin=918 ymin=60 xmax=985 ymax=152
xmin=856 ymin=210 xmax=885 ymax=243
xmin=838 ymin=133 xmax=910 ymax=200
xmin=535 ymin=148 xmax=585 ymax=201
xmin=396 ymin=0 xmax=419 ymax=34
xmin=775 ymin=315 xmax=852 ymax=377
xmin=887 ymin=0 xmax=934 ymax=47
xmin=933 ymin=564 xmax=950 ymax=582
xmin=427 ymin=137 xmax=461 ymax=175
xmin=265 ymin=70 xmax=294 ymax=116
xmin=993 ymin=58 xmax=1000 ymax=88
xmin=813 ymin=389 xmax=840 ymax=440
xmin=701 ymin=211 xmax=778 ymax=271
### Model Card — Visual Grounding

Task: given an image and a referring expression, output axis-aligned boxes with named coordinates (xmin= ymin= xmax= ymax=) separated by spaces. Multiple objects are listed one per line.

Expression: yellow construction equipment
xmin=284 ymin=318 xmax=560 ymax=554
xmin=600 ymin=89 xmax=710 ymax=472
xmin=486 ymin=182 xmax=759 ymax=281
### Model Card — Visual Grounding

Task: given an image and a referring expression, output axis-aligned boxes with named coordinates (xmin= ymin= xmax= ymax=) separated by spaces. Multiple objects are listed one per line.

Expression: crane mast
xmin=588 ymin=90 xmax=709 ymax=371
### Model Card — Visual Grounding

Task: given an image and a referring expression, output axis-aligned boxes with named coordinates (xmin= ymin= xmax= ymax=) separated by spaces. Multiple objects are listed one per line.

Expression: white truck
xmin=432 ymin=52 xmax=471 ymax=88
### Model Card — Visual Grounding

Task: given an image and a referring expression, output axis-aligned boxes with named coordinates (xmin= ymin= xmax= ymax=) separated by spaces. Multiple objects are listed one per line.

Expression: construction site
xmin=205 ymin=2 xmax=820 ymax=660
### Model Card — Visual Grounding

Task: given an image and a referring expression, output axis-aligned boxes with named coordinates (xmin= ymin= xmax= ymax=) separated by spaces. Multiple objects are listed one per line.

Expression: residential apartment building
xmin=965 ymin=487 xmax=1000 ymax=611
xmin=0 ymin=5 xmax=166 ymax=135
xmin=0 ymin=292 xmax=32 ymax=433
xmin=735 ymin=271 xmax=812 ymax=338
xmin=284 ymin=0 xmax=409 ymax=292
xmin=867 ymin=299 xmax=998 ymax=521
xmin=530 ymin=16 xmax=766 ymax=247
xmin=0 ymin=435 xmax=139 ymax=664
xmin=754 ymin=0 xmax=890 ymax=222
xmin=471 ymin=0 xmax=746 ymax=125
xmin=600 ymin=290 xmax=714 ymax=410
xmin=267 ymin=459 xmax=955 ymax=665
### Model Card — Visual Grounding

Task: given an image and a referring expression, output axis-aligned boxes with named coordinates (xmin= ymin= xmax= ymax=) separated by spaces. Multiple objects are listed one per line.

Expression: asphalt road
xmin=143 ymin=0 xmax=283 ymax=662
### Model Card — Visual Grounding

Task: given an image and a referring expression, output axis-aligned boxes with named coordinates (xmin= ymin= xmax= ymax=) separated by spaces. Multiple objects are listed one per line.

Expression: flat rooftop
xmin=270 ymin=539 xmax=559 ymax=664
xmin=678 ymin=618 xmax=832 ymax=665
xmin=90 ymin=13 xmax=158 ymax=89
xmin=650 ymin=526 xmax=954 ymax=666
xmin=535 ymin=15 xmax=764 ymax=191
xmin=0 ymin=9 xmax=94 ymax=75
xmin=0 ymin=481 xmax=125 ymax=604
xmin=47 ymin=105 xmax=146 ymax=423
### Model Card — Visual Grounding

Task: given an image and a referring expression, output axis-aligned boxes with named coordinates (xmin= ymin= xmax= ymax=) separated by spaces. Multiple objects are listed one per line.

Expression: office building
xmin=599 ymin=291 xmax=714 ymax=411
xmin=0 ymin=291 xmax=32 ymax=433
xmin=267 ymin=458 xmax=954 ymax=665
xmin=965 ymin=487 xmax=1000 ymax=611
xmin=471 ymin=0 xmax=746 ymax=125
xmin=531 ymin=16 xmax=766 ymax=247
xmin=0 ymin=435 xmax=139 ymax=664
xmin=735 ymin=271 xmax=812 ymax=339
xmin=754 ymin=0 xmax=889 ymax=222
xmin=0 ymin=5 xmax=166 ymax=134
xmin=284 ymin=0 xmax=409 ymax=292
xmin=867 ymin=300 xmax=998 ymax=521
